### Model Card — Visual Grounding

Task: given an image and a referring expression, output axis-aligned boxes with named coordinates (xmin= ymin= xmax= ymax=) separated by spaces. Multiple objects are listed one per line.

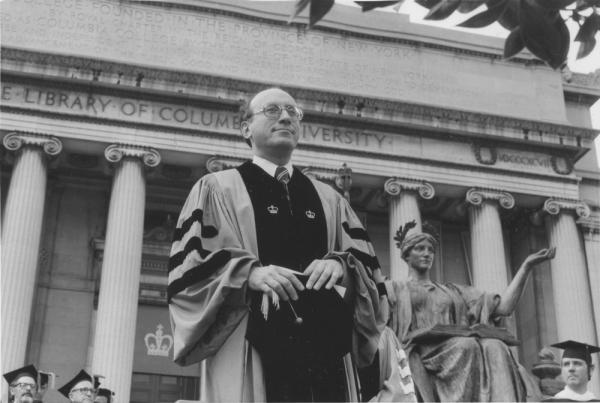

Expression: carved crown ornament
xmin=384 ymin=177 xmax=435 ymax=200
xmin=104 ymin=144 xmax=161 ymax=168
xmin=465 ymin=188 xmax=515 ymax=210
xmin=144 ymin=324 xmax=173 ymax=357
xmin=3 ymin=132 xmax=63 ymax=156
xmin=543 ymin=198 xmax=591 ymax=219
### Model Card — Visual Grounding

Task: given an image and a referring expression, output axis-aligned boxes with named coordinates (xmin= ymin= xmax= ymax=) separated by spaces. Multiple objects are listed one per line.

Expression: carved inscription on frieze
xmin=1 ymin=0 xmax=566 ymax=121
xmin=1 ymin=82 xmax=393 ymax=151
xmin=2 ymin=81 xmax=563 ymax=177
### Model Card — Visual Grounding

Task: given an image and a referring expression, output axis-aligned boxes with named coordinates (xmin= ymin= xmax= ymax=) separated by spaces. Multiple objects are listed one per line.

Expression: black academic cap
xmin=58 ymin=370 xmax=101 ymax=398
xmin=3 ymin=364 xmax=50 ymax=388
xmin=95 ymin=387 xmax=114 ymax=403
xmin=551 ymin=340 xmax=600 ymax=365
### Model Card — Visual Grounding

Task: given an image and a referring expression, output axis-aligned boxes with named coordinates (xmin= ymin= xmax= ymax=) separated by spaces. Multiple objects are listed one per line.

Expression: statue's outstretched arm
xmin=495 ymin=247 xmax=556 ymax=316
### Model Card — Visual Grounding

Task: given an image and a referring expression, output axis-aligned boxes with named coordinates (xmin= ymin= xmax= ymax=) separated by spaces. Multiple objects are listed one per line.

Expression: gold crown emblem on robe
xmin=144 ymin=324 xmax=173 ymax=357
xmin=267 ymin=205 xmax=278 ymax=214
xmin=305 ymin=210 xmax=315 ymax=219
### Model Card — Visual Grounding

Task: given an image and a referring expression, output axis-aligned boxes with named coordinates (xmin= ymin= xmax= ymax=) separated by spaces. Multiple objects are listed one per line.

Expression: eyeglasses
xmin=11 ymin=382 xmax=37 ymax=391
xmin=71 ymin=387 xmax=96 ymax=395
xmin=251 ymin=104 xmax=303 ymax=121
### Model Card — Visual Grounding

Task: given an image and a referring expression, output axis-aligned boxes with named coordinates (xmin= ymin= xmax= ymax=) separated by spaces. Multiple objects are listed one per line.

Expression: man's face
xmin=69 ymin=380 xmax=95 ymax=403
xmin=242 ymin=89 xmax=301 ymax=162
xmin=561 ymin=358 xmax=589 ymax=389
xmin=9 ymin=375 xmax=37 ymax=403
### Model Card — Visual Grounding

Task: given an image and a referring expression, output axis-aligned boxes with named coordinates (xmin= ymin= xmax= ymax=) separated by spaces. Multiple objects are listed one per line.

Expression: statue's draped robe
xmin=386 ymin=280 xmax=541 ymax=402
xmin=168 ymin=166 xmax=386 ymax=402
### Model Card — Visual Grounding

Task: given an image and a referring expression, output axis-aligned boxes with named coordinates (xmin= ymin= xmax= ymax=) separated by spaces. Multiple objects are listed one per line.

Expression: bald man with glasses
xmin=169 ymin=88 xmax=387 ymax=402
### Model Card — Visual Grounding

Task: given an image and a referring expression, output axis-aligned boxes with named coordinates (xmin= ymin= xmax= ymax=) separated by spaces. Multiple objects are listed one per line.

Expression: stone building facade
xmin=1 ymin=0 xmax=599 ymax=401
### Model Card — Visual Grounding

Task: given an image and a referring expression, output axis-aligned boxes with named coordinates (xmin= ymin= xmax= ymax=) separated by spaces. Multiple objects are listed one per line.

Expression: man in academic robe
xmin=168 ymin=88 xmax=387 ymax=401
xmin=3 ymin=365 xmax=52 ymax=403
xmin=546 ymin=340 xmax=600 ymax=402
xmin=58 ymin=370 xmax=102 ymax=403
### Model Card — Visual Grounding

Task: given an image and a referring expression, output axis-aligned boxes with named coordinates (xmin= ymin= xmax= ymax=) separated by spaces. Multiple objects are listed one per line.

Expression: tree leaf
xmin=458 ymin=0 xmax=487 ymax=13
xmin=355 ymin=1 xmax=402 ymax=12
xmin=498 ymin=0 xmax=519 ymax=29
xmin=503 ymin=26 xmax=526 ymax=58
xmin=458 ymin=0 xmax=508 ymax=27
xmin=309 ymin=0 xmax=335 ymax=27
xmin=575 ymin=13 xmax=600 ymax=58
xmin=520 ymin=0 xmax=570 ymax=68
xmin=574 ymin=13 xmax=600 ymax=41
xmin=532 ymin=0 xmax=576 ymax=9
xmin=424 ymin=0 xmax=462 ymax=20
xmin=576 ymin=37 xmax=597 ymax=59
xmin=577 ymin=0 xmax=600 ymax=7
xmin=415 ymin=0 xmax=443 ymax=9
xmin=289 ymin=0 xmax=311 ymax=23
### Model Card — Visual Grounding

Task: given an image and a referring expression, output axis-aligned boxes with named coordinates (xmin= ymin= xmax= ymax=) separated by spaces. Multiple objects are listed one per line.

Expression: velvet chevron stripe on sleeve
xmin=172 ymin=208 xmax=218 ymax=242
xmin=346 ymin=247 xmax=380 ymax=272
xmin=342 ymin=221 xmax=372 ymax=242
xmin=169 ymin=236 xmax=213 ymax=273
xmin=167 ymin=249 xmax=232 ymax=302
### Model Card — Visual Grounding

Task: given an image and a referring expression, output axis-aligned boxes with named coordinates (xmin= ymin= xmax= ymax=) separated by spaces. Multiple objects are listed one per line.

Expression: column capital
xmin=576 ymin=209 xmax=599 ymax=239
xmin=384 ymin=177 xmax=435 ymax=200
xmin=301 ymin=166 xmax=337 ymax=182
xmin=104 ymin=144 xmax=161 ymax=168
xmin=206 ymin=155 xmax=245 ymax=173
xmin=3 ymin=132 xmax=62 ymax=156
xmin=465 ymin=188 xmax=515 ymax=209
xmin=543 ymin=198 xmax=590 ymax=218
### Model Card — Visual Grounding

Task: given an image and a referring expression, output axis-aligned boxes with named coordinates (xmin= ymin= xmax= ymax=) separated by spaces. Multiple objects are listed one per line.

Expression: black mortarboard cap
xmin=58 ymin=370 xmax=101 ymax=398
xmin=551 ymin=340 xmax=600 ymax=365
xmin=3 ymin=365 xmax=50 ymax=388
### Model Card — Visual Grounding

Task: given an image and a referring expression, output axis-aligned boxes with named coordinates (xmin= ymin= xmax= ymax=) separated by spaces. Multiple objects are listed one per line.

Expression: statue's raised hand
xmin=523 ymin=247 xmax=556 ymax=268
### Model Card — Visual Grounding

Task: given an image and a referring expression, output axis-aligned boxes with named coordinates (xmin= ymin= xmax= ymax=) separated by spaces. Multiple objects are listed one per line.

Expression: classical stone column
xmin=91 ymin=144 xmax=160 ymax=402
xmin=577 ymin=214 xmax=600 ymax=348
xmin=543 ymin=199 xmax=600 ymax=392
xmin=384 ymin=178 xmax=435 ymax=281
xmin=465 ymin=188 xmax=514 ymax=293
xmin=1 ymin=133 xmax=62 ymax=378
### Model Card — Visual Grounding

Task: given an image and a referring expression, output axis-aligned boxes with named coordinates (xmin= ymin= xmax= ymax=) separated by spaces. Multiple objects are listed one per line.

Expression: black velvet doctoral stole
xmin=237 ymin=161 xmax=328 ymax=270
xmin=238 ymin=161 xmax=350 ymax=402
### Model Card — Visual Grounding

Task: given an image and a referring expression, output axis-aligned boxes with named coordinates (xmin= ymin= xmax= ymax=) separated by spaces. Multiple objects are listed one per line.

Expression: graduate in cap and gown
xmin=3 ymin=364 xmax=54 ymax=403
xmin=546 ymin=340 xmax=600 ymax=402
xmin=58 ymin=370 xmax=100 ymax=403
xmin=168 ymin=88 xmax=392 ymax=401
